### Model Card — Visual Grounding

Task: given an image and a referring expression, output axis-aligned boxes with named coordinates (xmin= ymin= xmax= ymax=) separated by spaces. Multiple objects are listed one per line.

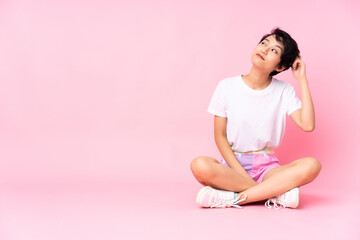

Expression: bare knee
xmin=299 ymin=157 xmax=322 ymax=181
xmin=190 ymin=156 xmax=217 ymax=183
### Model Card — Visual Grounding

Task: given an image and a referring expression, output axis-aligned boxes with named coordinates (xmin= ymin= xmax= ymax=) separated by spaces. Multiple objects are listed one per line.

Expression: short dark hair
xmin=259 ymin=28 xmax=300 ymax=76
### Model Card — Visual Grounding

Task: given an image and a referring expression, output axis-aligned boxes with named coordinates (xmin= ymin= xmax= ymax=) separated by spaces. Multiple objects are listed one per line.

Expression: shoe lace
xmin=265 ymin=198 xmax=282 ymax=210
xmin=265 ymin=194 xmax=286 ymax=210
xmin=210 ymin=192 xmax=247 ymax=209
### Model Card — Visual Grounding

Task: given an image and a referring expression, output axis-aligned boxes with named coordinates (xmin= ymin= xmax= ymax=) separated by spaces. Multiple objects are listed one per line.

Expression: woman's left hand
xmin=291 ymin=57 xmax=307 ymax=81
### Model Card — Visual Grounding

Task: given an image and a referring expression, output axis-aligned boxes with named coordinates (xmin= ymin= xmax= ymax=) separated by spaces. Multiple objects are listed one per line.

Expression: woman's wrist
xmin=296 ymin=76 xmax=308 ymax=83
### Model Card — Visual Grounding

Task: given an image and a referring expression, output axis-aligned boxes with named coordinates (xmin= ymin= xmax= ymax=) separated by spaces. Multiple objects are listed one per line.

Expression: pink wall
xmin=0 ymin=0 xmax=359 ymax=190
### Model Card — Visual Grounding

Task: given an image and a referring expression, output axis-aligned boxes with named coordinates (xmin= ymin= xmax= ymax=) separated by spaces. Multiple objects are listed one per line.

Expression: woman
xmin=190 ymin=28 xmax=321 ymax=209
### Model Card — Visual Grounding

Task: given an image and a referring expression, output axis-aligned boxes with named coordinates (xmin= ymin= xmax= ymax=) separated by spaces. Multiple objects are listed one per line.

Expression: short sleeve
xmin=284 ymin=84 xmax=302 ymax=116
xmin=207 ymin=80 xmax=227 ymax=117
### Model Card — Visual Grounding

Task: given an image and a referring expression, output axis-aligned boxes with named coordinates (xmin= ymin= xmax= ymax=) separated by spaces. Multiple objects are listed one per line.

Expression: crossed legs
xmin=190 ymin=156 xmax=321 ymax=205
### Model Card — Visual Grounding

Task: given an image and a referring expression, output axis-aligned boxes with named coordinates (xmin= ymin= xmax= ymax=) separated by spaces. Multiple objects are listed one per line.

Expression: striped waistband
xmin=234 ymin=147 xmax=274 ymax=157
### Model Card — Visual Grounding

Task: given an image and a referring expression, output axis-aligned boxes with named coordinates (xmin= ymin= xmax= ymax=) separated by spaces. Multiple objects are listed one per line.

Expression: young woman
xmin=190 ymin=28 xmax=321 ymax=209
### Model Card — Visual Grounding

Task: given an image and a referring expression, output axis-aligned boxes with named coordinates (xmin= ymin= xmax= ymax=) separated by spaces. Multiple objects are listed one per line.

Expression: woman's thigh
xmin=190 ymin=156 xmax=257 ymax=192
xmin=262 ymin=157 xmax=321 ymax=184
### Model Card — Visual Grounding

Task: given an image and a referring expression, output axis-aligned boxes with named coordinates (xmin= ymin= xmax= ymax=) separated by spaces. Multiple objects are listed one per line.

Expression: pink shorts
xmin=221 ymin=153 xmax=280 ymax=183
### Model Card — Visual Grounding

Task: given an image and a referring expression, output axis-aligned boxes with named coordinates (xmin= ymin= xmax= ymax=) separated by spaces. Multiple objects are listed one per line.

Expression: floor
xmin=1 ymin=180 xmax=359 ymax=240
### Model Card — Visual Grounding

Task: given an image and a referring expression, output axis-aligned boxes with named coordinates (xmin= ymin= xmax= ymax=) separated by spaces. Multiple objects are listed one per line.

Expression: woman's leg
xmin=190 ymin=156 xmax=257 ymax=192
xmin=239 ymin=157 xmax=322 ymax=205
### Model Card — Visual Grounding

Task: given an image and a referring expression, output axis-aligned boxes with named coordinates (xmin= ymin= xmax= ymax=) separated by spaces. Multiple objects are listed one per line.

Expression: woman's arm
xmin=290 ymin=57 xmax=315 ymax=132
xmin=214 ymin=116 xmax=258 ymax=185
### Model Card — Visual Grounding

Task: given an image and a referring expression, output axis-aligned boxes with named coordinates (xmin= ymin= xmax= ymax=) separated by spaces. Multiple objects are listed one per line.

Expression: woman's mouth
xmin=256 ymin=54 xmax=265 ymax=60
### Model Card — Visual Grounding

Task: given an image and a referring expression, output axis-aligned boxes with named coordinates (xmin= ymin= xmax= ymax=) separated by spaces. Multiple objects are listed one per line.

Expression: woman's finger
xmin=292 ymin=59 xmax=299 ymax=69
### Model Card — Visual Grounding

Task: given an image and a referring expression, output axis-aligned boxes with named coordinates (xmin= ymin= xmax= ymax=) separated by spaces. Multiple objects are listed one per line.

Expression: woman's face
xmin=251 ymin=35 xmax=285 ymax=74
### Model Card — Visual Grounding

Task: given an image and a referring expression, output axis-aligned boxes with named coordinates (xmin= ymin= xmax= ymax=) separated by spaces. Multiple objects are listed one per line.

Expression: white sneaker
xmin=265 ymin=187 xmax=299 ymax=209
xmin=196 ymin=186 xmax=247 ymax=208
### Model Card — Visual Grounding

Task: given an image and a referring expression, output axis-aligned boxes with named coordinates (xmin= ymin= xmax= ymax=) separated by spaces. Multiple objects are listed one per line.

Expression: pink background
xmin=0 ymin=0 xmax=360 ymax=239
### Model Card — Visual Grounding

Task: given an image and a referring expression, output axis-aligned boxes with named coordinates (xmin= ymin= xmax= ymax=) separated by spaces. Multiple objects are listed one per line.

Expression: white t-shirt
xmin=208 ymin=75 xmax=302 ymax=152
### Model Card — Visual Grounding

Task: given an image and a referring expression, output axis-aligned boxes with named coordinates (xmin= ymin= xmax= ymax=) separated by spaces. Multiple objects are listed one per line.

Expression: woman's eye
xmin=272 ymin=49 xmax=277 ymax=54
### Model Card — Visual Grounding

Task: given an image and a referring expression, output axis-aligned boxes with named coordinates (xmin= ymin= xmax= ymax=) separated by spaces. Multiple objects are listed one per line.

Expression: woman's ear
xmin=275 ymin=64 xmax=286 ymax=72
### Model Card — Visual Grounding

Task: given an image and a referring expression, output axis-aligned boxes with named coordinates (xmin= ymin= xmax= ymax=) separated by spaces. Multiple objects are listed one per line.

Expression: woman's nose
xmin=261 ymin=48 xmax=268 ymax=54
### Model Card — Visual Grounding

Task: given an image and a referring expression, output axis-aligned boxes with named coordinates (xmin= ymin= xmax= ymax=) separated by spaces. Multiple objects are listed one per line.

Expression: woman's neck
xmin=242 ymin=67 xmax=272 ymax=90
